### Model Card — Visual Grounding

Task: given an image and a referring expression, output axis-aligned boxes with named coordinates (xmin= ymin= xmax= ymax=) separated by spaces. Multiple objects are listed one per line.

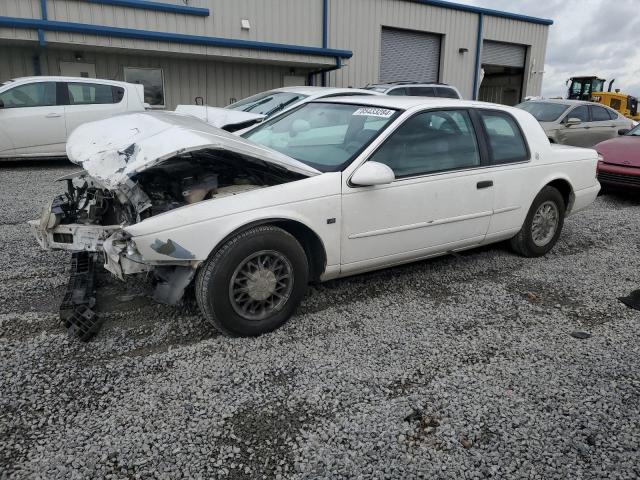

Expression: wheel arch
xmin=545 ymin=177 xmax=575 ymax=213
xmin=208 ymin=217 xmax=328 ymax=283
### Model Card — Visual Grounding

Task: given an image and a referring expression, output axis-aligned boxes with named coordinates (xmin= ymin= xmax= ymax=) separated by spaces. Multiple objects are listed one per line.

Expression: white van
xmin=0 ymin=76 xmax=146 ymax=158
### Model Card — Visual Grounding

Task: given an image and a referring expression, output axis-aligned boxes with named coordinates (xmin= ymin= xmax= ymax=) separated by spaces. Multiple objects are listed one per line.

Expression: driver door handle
xmin=477 ymin=180 xmax=493 ymax=189
xmin=45 ymin=113 xmax=62 ymax=118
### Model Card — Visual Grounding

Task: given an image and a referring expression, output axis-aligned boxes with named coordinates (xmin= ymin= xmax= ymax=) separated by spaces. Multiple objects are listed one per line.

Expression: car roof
xmin=522 ymin=99 xmax=594 ymax=106
xmin=272 ymin=86 xmax=378 ymax=96
xmin=5 ymin=76 xmax=130 ymax=86
xmin=369 ymin=82 xmax=456 ymax=89
xmin=310 ymin=95 xmax=517 ymax=112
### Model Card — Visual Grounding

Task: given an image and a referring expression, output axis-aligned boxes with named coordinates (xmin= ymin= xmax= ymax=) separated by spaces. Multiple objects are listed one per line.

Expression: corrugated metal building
xmin=0 ymin=0 xmax=552 ymax=109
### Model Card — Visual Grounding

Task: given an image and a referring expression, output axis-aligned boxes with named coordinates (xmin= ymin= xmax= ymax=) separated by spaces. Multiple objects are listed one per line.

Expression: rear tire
xmin=195 ymin=225 xmax=309 ymax=337
xmin=510 ymin=186 xmax=566 ymax=257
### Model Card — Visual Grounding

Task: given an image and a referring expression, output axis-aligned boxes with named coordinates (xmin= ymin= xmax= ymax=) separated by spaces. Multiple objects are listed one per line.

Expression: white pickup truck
xmin=31 ymin=97 xmax=600 ymax=337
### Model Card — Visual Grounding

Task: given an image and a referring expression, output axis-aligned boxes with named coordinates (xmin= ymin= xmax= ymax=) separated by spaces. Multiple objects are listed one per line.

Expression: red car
xmin=595 ymin=125 xmax=640 ymax=191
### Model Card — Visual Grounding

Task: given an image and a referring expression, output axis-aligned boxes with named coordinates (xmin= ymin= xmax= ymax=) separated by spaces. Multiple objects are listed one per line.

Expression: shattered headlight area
xmin=29 ymin=173 xmax=140 ymax=253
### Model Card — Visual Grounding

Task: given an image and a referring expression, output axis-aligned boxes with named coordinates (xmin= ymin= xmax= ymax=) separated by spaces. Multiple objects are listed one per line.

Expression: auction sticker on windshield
xmin=353 ymin=107 xmax=395 ymax=118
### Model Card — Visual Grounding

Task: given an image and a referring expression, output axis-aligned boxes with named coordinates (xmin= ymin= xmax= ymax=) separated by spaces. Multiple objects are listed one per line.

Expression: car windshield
xmin=516 ymin=102 xmax=570 ymax=122
xmin=627 ymin=124 xmax=640 ymax=136
xmin=243 ymin=102 xmax=400 ymax=172
xmin=226 ymin=91 xmax=308 ymax=117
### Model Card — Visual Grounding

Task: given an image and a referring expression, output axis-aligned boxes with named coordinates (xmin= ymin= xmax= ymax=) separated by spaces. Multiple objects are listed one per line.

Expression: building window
xmin=123 ymin=67 xmax=165 ymax=107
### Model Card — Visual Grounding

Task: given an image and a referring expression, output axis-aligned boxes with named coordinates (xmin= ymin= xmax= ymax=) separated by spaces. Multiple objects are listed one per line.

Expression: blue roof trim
xmin=407 ymin=0 xmax=553 ymax=26
xmin=0 ymin=17 xmax=353 ymax=59
xmin=83 ymin=0 xmax=210 ymax=16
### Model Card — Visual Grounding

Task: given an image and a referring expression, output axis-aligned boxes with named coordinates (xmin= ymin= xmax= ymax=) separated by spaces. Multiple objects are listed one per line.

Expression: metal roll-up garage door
xmin=482 ymin=41 xmax=525 ymax=67
xmin=379 ymin=27 xmax=441 ymax=83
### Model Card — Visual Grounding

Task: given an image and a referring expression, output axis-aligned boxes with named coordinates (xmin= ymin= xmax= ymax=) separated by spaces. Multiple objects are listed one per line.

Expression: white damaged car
xmin=31 ymin=97 xmax=601 ymax=336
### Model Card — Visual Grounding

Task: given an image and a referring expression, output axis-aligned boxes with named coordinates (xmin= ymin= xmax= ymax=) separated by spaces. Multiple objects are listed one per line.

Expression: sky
xmin=463 ymin=0 xmax=640 ymax=98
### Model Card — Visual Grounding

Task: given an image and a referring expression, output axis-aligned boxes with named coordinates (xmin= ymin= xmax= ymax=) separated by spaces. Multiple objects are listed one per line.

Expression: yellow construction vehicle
xmin=566 ymin=76 xmax=640 ymax=121
xmin=567 ymin=76 xmax=607 ymax=101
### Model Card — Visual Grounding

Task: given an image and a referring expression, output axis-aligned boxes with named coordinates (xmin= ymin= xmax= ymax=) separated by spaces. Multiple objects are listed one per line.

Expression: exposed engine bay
xmin=46 ymin=150 xmax=303 ymax=231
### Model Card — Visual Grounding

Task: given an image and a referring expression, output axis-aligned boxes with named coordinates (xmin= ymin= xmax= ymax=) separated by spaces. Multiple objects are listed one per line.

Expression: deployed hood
xmin=66 ymin=111 xmax=320 ymax=188
xmin=175 ymin=104 xmax=265 ymax=130
xmin=596 ymin=136 xmax=640 ymax=168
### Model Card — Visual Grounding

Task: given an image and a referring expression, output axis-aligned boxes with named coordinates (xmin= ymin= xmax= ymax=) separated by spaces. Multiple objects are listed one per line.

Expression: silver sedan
xmin=516 ymin=99 xmax=634 ymax=147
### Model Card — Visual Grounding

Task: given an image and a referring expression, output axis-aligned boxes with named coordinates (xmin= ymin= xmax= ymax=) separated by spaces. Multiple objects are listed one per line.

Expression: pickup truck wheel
xmin=510 ymin=186 xmax=566 ymax=257
xmin=195 ymin=225 xmax=309 ymax=336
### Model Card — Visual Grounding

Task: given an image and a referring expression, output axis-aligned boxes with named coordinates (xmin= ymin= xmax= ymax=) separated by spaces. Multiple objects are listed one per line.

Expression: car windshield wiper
xmin=264 ymin=97 xmax=299 ymax=117
xmin=240 ymin=96 xmax=273 ymax=113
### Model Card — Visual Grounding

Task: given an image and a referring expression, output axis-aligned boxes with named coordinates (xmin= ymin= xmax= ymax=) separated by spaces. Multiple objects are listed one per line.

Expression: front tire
xmin=195 ymin=225 xmax=309 ymax=336
xmin=510 ymin=186 xmax=566 ymax=257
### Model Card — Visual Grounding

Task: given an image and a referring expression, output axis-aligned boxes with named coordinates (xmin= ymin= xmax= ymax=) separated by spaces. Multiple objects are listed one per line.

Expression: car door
xmin=475 ymin=109 xmax=533 ymax=237
xmin=589 ymin=105 xmax=619 ymax=145
xmin=557 ymin=105 xmax=592 ymax=147
xmin=340 ymin=109 xmax=494 ymax=273
xmin=63 ymin=82 xmax=128 ymax=136
xmin=0 ymin=81 xmax=66 ymax=157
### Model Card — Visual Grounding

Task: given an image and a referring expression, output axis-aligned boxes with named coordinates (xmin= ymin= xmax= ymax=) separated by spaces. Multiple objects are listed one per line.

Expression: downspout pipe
xmin=35 ymin=0 xmax=47 ymax=76
xmin=321 ymin=0 xmax=329 ymax=86
xmin=308 ymin=57 xmax=342 ymax=87
xmin=38 ymin=0 xmax=47 ymax=47
xmin=472 ymin=13 xmax=483 ymax=100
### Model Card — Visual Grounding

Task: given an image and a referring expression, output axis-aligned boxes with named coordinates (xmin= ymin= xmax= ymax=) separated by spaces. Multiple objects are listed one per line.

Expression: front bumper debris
xmin=29 ymin=220 xmax=121 ymax=252
xmin=60 ymin=252 xmax=104 ymax=341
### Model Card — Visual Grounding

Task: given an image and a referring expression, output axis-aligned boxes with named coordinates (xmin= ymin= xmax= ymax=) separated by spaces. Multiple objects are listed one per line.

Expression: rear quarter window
xmin=479 ymin=110 xmax=529 ymax=165
xmin=434 ymin=87 xmax=460 ymax=99
xmin=67 ymin=83 xmax=124 ymax=105
xmin=387 ymin=88 xmax=407 ymax=96
xmin=591 ymin=106 xmax=612 ymax=122
xmin=407 ymin=87 xmax=435 ymax=97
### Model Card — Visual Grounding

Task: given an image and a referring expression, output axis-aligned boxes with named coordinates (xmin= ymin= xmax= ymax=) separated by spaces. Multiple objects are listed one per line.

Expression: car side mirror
xmin=565 ymin=117 xmax=582 ymax=127
xmin=351 ymin=161 xmax=395 ymax=186
xmin=618 ymin=128 xmax=630 ymax=136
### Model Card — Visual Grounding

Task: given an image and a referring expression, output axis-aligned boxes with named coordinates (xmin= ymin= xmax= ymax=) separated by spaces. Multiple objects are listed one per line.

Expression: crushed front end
xmin=29 ymin=173 xmax=148 ymax=259
xmin=29 ymin=111 xmax=317 ymax=340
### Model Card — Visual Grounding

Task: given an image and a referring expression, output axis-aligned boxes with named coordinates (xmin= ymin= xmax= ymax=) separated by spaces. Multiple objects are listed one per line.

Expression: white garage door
xmin=482 ymin=41 xmax=526 ymax=68
xmin=379 ymin=27 xmax=441 ymax=83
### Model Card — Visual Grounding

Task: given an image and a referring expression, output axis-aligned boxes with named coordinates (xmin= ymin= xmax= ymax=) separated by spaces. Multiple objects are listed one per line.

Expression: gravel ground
xmin=1 ymin=160 xmax=639 ymax=480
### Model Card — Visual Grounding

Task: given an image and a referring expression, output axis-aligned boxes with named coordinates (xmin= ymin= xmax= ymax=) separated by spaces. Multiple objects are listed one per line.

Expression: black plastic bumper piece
xmin=60 ymin=252 xmax=104 ymax=341
xmin=619 ymin=289 xmax=640 ymax=311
